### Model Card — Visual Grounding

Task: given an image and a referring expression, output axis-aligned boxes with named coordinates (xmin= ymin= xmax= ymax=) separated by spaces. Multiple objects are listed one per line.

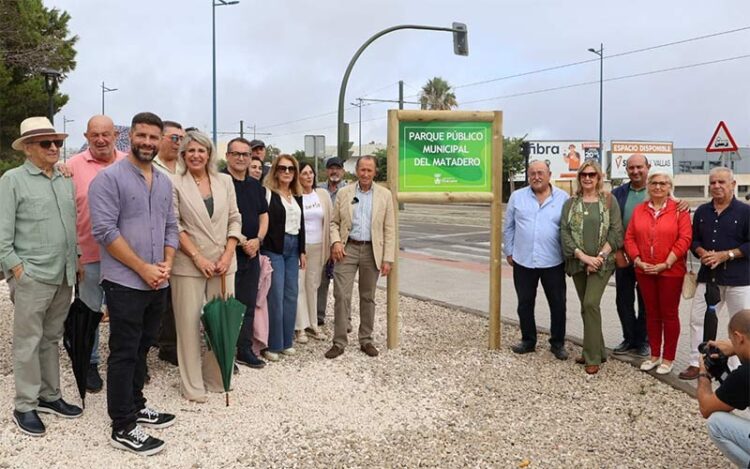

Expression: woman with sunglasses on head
xmin=261 ymin=155 xmax=306 ymax=361
xmin=560 ymin=160 xmax=623 ymax=375
xmin=624 ymin=171 xmax=691 ymax=375
xmin=294 ymin=162 xmax=332 ymax=344
xmin=170 ymin=130 xmax=242 ymax=402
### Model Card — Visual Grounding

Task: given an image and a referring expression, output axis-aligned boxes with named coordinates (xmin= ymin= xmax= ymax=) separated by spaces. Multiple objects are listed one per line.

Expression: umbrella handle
xmin=221 ymin=273 xmax=226 ymax=300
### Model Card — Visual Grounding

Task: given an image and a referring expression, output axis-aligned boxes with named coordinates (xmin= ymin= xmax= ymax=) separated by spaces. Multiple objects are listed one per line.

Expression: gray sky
xmin=48 ymin=0 xmax=750 ymax=154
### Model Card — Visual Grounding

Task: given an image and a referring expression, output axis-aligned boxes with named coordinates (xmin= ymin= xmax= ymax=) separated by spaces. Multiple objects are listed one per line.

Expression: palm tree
xmin=419 ymin=77 xmax=458 ymax=110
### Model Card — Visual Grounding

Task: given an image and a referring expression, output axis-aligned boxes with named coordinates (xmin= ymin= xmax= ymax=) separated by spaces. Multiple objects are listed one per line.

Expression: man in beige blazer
xmin=325 ymin=155 xmax=395 ymax=359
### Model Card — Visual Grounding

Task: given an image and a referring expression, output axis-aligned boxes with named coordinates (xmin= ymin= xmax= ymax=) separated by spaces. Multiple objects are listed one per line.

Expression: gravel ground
xmin=0 ymin=281 xmax=726 ymax=468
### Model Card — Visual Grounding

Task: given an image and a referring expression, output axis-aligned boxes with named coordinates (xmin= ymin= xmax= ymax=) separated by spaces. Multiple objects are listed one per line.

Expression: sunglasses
xmin=167 ymin=134 xmax=183 ymax=143
xmin=227 ymin=151 xmax=251 ymax=159
xmin=579 ymin=172 xmax=598 ymax=179
xmin=33 ymin=140 xmax=64 ymax=149
xmin=277 ymin=164 xmax=296 ymax=173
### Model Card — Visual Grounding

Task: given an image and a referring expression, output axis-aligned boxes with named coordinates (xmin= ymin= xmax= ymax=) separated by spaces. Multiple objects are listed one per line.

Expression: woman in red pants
xmin=624 ymin=171 xmax=692 ymax=375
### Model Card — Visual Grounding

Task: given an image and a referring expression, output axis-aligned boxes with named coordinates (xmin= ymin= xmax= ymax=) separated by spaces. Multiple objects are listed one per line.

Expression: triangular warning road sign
xmin=706 ymin=121 xmax=738 ymax=152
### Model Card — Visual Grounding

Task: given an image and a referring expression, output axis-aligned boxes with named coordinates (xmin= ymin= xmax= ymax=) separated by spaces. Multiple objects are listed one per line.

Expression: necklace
xmin=193 ymin=174 xmax=206 ymax=186
xmin=583 ymin=201 xmax=596 ymax=216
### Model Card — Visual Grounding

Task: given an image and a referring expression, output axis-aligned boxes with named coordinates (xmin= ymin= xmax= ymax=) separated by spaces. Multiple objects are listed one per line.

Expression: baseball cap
xmin=249 ymin=139 xmax=265 ymax=149
xmin=326 ymin=157 xmax=343 ymax=169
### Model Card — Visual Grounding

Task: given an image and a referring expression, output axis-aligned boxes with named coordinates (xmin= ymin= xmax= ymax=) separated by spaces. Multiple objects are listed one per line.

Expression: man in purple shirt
xmin=89 ymin=112 xmax=178 ymax=456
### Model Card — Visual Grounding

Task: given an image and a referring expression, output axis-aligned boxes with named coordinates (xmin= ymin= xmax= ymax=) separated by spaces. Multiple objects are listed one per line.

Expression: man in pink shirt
xmin=67 ymin=115 xmax=126 ymax=392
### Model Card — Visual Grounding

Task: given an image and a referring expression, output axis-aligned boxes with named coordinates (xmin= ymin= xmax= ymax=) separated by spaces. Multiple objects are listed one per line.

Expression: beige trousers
xmin=171 ymin=274 xmax=233 ymax=401
xmin=295 ymin=243 xmax=323 ymax=333
xmin=332 ymin=243 xmax=380 ymax=348
xmin=12 ymin=273 xmax=72 ymax=412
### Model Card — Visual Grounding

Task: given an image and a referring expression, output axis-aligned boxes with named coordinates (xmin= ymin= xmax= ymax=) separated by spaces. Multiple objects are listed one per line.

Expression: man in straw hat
xmin=0 ymin=117 xmax=83 ymax=437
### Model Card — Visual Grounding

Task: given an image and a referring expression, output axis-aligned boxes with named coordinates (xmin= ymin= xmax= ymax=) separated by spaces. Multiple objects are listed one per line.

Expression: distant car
xmin=714 ymin=137 xmax=729 ymax=148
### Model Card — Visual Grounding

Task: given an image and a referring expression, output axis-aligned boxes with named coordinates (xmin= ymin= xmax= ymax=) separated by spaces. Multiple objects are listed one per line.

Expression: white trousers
xmin=688 ymin=283 xmax=750 ymax=366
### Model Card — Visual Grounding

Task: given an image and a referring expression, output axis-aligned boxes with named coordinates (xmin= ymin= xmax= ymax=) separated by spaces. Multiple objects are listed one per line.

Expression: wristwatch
xmin=727 ymin=250 xmax=735 ymax=261
xmin=598 ymin=251 xmax=606 ymax=259
xmin=698 ymin=372 xmax=710 ymax=380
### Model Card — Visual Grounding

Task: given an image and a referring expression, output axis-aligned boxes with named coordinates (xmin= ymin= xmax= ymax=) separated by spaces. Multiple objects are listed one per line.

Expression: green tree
xmin=265 ymin=144 xmax=281 ymax=161
xmin=0 ymin=0 xmax=78 ymax=163
xmin=291 ymin=149 xmax=309 ymax=165
xmin=373 ymin=148 xmax=387 ymax=182
xmin=419 ymin=77 xmax=458 ymax=110
xmin=502 ymin=136 xmax=528 ymax=201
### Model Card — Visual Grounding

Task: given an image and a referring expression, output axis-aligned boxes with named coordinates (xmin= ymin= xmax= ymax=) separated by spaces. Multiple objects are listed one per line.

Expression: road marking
xmin=400 ymin=229 xmax=490 ymax=242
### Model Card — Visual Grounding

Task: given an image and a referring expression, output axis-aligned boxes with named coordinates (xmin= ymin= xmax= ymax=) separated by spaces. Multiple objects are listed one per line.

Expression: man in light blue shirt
xmin=503 ymin=160 xmax=569 ymax=359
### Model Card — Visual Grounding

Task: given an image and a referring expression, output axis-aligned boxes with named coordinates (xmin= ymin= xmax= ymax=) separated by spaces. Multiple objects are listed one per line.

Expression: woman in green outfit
xmin=560 ymin=160 xmax=623 ymax=375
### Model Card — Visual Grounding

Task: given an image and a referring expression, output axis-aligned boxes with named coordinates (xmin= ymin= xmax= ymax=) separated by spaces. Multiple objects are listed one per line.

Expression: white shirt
xmin=302 ymin=191 xmax=323 ymax=244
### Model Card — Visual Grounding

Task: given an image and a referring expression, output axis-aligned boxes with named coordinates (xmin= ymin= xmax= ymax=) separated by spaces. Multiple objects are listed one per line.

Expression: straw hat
xmin=12 ymin=117 xmax=68 ymax=151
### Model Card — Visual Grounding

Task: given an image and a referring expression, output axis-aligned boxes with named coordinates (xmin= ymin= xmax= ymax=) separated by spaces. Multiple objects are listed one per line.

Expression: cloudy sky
xmin=48 ymin=0 xmax=750 ymax=154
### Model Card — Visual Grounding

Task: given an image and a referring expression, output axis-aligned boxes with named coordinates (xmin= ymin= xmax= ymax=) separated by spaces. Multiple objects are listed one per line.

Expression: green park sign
xmin=398 ymin=121 xmax=492 ymax=193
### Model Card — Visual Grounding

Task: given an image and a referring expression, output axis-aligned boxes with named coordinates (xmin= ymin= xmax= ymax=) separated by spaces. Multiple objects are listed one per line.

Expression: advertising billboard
xmin=398 ymin=121 xmax=492 ymax=192
xmin=610 ymin=141 xmax=673 ymax=179
xmin=526 ymin=141 xmax=600 ymax=180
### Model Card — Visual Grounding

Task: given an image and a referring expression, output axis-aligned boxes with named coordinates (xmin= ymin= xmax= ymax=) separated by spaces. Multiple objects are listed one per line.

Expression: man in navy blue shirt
xmin=681 ymin=167 xmax=750 ymax=380
xmin=503 ymin=160 xmax=569 ymax=360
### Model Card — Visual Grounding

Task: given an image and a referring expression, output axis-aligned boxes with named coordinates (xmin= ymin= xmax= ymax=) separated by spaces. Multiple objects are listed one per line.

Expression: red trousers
xmin=635 ymin=273 xmax=683 ymax=361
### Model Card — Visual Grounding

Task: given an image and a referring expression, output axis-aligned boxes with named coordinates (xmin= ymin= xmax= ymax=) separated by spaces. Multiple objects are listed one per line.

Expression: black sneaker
xmin=13 ymin=410 xmax=46 ymax=437
xmin=87 ymin=364 xmax=103 ymax=393
xmin=612 ymin=341 xmax=631 ymax=355
xmin=111 ymin=424 xmax=165 ymax=456
xmin=632 ymin=343 xmax=650 ymax=357
xmin=236 ymin=350 xmax=266 ymax=369
xmin=136 ymin=407 xmax=176 ymax=429
xmin=37 ymin=398 xmax=83 ymax=419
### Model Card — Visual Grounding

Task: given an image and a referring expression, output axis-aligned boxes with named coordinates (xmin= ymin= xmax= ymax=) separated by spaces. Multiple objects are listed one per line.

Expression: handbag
xmin=682 ymin=256 xmax=698 ymax=299
xmin=614 ymin=248 xmax=631 ymax=269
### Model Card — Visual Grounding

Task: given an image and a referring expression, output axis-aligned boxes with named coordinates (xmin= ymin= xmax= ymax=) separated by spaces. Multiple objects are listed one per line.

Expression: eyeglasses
xmin=33 ymin=140 xmax=64 ymax=149
xmin=227 ymin=151 xmax=251 ymax=159
xmin=579 ymin=172 xmax=598 ymax=179
xmin=649 ymin=181 xmax=670 ymax=187
xmin=167 ymin=134 xmax=183 ymax=143
xmin=277 ymin=164 xmax=296 ymax=173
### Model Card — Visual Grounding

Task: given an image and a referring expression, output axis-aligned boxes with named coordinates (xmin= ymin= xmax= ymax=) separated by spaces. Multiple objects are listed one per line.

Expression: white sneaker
xmin=640 ymin=358 xmax=661 ymax=371
xmin=262 ymin=351 xmax=280 ymax=362
xmin=295 ymin=332 xmax=309 ymax=344
xmin=655 ymin=363 xmax=673 ymax=375
xmin=281 ymin=347 xmax=296 ymax=356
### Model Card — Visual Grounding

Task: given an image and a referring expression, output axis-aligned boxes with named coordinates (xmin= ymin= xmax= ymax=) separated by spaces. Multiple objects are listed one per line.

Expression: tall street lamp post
xmin=101 ymin=81 xmax=118 ymax=114
xmin=41 ymin=69 xmax=62 ymax=124
xmin=337 ymin=23 xmax=468 ymax=161
xmin=63 ymin=116 xmax=74 ymax=161
xmin=588 ymin=43 xmax=603 ymax=161
xmin=212 ymin=0 xmax=240 ymax=146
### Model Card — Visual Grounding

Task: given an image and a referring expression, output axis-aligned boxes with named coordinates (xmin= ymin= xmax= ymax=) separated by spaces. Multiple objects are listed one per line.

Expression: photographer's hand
xmin=707 ymin=338 xmax=735 ymax=358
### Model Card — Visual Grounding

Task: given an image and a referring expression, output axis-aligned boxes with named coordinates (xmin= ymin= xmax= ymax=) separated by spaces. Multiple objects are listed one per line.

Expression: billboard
xmin=610 ymin=141 xmax=673 ymax=179
xmin=526 ymin=141 xmax=600 ymax=180
xmin=399 ymin=121 xmax=492 ymax=192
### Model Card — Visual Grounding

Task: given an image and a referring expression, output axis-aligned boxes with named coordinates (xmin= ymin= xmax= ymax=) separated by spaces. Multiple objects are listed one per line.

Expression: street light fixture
xmin=337 ymin=23 xmax=469 ymax=161
xmin=101 ymin=81 xmax=118 ymax=115
xmin=41 ymin=69 xmax=62 ymax=124
xmin=212 ymin=0 xmax=240 ymax=146
xmin=588 ymin=43 xmax=603 ymax=162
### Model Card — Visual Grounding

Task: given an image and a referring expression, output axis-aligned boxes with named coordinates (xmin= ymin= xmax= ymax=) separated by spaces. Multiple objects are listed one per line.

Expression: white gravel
xmin=0 ymin=280 xmax=726 ymax=468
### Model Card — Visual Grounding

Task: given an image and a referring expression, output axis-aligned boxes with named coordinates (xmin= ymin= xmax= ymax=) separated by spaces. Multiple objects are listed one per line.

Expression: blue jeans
xmin=79 ymin=262 xmax=105 ymax=365
xmin=707 ymin=412 xmax=750 ymax=467
xmin=263 ymin=234 xmax=300 ymax=352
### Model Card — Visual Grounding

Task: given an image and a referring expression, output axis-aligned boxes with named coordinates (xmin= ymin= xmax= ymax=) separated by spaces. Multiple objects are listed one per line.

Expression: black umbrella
xmin=63 ymin=291 xmax=103 ymax=408
xmin=702 ymin=278 xmax=721 ymax=343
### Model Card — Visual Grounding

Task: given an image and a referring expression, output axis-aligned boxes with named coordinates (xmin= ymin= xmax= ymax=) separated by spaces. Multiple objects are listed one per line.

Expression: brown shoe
xmin=575 ymin=356 xmax=585 ymax=365
xmin=678 ymin=365 xmax=700 ymax=380
xmin=324 ymin=345 xmax=344 ymax=359
xmin=360 ymin=343 xmax=379 ymax=357
xmin=585 ymin=365 xmax=599 ymax=375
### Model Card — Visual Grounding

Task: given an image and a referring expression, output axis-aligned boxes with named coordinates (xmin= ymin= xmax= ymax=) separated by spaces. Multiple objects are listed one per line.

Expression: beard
xmin=132 ymin=144 xmax=158 ymax=163
xmin=328 ymin=174 xmax=341 ymax=183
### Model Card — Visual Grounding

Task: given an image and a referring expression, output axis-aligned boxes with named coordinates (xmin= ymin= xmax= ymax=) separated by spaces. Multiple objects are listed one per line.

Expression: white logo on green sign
xmin=399 ymin=121 xmax=492 ymax=192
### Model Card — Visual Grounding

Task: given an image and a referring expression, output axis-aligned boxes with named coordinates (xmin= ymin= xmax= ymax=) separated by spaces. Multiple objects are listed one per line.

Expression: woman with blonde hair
xmin=260 ymin=154 xmax=306 ymax=360
xmin=624 ymin=171 xmax=691 ymax=375
xmin=170 ymin=130 xmax=242 ymax=402
xmin=560 ymin=160 xmax=623 ymax=375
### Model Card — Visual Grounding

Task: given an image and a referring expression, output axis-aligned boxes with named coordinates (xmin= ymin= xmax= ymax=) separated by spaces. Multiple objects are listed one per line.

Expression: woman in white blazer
xmin=294 ymin=162 xmax=332 ymax=343
xmin=170 ymin=130 xmax=242 ymax=402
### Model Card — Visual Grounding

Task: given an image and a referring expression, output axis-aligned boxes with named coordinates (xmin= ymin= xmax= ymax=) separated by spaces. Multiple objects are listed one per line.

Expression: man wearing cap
xmin=317 ymin=157 xmax=348 ymax=327
xmin=0 ymin=117 xmax=83 ymax=436
xmin=67 ymin=115 xmax=127 ymax=393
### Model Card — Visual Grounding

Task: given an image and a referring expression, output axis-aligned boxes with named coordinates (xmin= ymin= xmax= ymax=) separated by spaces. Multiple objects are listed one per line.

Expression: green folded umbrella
xmin=201 ymin=274 xmax=246 ymax=406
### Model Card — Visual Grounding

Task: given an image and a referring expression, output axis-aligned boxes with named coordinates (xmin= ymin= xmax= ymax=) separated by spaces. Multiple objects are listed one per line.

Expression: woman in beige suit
xmin=170 ymin=130 xmax=242 ymax=402
xmin=294 ymin=162 xmax=332 ymax=343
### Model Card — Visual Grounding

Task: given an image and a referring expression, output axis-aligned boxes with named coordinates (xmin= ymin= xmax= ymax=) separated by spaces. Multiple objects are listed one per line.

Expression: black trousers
xmin=614 ymin=265 xmax=647 ymax=347
xmin=103 ymin=281 xmax=166 ymax=431
xmin=512 ymin=263 xmax=567 ymax=347
xmin=157 ymin=286 xmax=176 ymax=356
xmin=236 ymin=256 xmax=261 ymax=352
